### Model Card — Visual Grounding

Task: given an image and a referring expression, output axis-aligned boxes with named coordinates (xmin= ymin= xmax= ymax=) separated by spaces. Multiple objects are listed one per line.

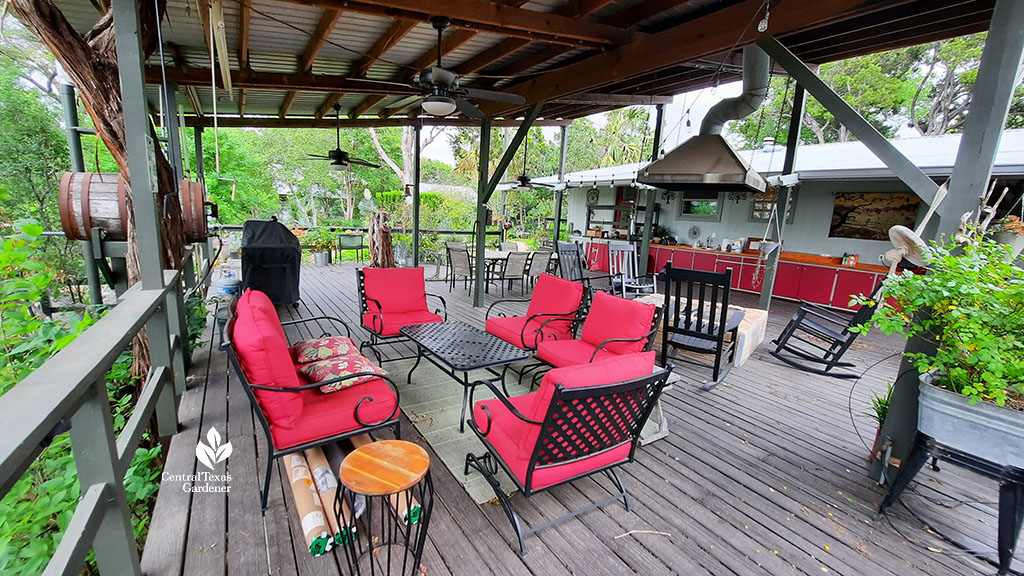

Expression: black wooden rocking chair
xmin=769 ymin=298 xmax=878 ymax=379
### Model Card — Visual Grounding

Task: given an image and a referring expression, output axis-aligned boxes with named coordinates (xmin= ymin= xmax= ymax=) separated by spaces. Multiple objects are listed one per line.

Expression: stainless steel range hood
xmin=638 ymin=46 xmax=770 ymax=194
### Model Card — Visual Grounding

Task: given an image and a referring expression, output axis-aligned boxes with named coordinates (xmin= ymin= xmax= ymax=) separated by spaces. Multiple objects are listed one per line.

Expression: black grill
xmin=240 ymin=218 xmax=301 ymax=305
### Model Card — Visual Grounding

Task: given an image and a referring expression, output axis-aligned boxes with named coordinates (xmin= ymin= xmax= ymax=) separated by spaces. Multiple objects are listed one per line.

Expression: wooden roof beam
xmin=167 ymin=42 xmax=204 ymax=117
xmin=350 ymin=94 xmax=387 ymax=119
xmin=551 ymin=93 xmax=674 ymax=105
xmin=180 ymin=116 xmax=571 ymax=129
xmin=148 ymin=67 xmax=419 ymax=95
xmin=239 ymin=0 xmax=251 ymax=69
xmin=281 ymin=8 xmax=343 ymax=117
xmin=209 ymin=0 xmax=233 ymax=95
xmin=478 ymin=0 xmax=909 ymax=117
xmin=274 ymin=0 xmax=628 ymax=48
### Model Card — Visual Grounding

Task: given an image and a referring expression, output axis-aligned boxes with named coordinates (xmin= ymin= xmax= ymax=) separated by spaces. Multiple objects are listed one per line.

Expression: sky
xmin=420 ymin=80 xmax=746 ymax=166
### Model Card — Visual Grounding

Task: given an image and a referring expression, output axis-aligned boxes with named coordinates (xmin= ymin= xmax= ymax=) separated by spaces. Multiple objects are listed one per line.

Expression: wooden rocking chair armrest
xmin=724 ymin=309 xmax=745 ymax=333
xmin=584 ymin=272 xmax=616 ymax=286
xmin=469 ymin=379 xmax=543 ymax=437
xmin=797 ymin=302 xmax=852 ymax=327
xmin=280 ymin=315 xmax=353 ymax=339
xmin=485 ymin=298 xmax=531 ymax=321
xmin=426 ymin=293 xmax=448 ymax=320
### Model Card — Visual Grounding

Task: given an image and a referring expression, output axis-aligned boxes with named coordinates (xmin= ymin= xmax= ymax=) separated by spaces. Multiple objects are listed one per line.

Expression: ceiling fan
xmin=307 ymin=103 xmax=381 ymax=171
xmin=385 ymin=16 xmax=526 ymax=119
xmin=501 ymin=136 xmax=556 ymax=189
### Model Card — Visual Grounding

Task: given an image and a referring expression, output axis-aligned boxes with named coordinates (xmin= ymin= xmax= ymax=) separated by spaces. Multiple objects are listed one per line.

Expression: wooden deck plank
xmin=141 ymin=262 xmax=1016 ymax=576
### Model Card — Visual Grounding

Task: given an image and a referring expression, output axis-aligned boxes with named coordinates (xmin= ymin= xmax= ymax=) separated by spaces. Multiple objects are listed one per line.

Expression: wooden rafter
xmin=316 ymin=17 xmax=417 ymax=119
xmin=167 ymin=42 xmax=203 ymax=117
xmin=179 ymin=116 xmax=571 ymax=128
xmin=238 ymin=0 xmax=250 ymax=115
xmin=274 ymin=0 xmax=628 ymax=48
xmin=147 ymin=67 xmax=419 ymax=95
xmin=478 ymin=0 xmax=904 ymax=117
xmin=281 ymin=7 xmax=343 ymax=117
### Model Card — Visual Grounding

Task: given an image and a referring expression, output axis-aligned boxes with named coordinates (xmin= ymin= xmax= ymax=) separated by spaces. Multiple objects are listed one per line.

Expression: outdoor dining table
xmin=401 ymin=320 xmax=529 ymax=432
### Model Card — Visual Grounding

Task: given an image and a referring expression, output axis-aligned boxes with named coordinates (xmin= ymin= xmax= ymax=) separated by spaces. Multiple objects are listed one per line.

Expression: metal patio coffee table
xmin=401 ymin=320 xmax=529 ymax=432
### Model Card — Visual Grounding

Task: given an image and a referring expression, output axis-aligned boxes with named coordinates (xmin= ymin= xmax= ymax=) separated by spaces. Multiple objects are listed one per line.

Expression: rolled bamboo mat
xmin=304 ymin=446 xmax=355 ymax=545
xmin=284 ymin=453 xmax=334 ymax=556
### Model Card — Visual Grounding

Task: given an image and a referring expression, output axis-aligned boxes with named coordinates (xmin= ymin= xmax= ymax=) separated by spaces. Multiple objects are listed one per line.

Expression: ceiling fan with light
xmin=385 ymin=16 xmax=526 ymax=119
xmin=307 ymin=103 xmax=381 ymax=171
xmin=501 ymin=136 xmax=556 ymax=189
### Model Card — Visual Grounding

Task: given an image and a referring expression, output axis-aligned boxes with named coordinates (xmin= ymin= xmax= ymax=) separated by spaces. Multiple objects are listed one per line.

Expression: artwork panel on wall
xmin=829 ymin=192 xmax=920 ymax=240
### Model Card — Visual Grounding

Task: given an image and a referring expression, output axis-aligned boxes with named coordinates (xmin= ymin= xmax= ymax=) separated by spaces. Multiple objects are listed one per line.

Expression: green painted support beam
xmin=483 ymin=103 xmax=545 ymax=204
xmin=413 ymin=124 xmax=422 ymax=267
xmin=473 ymin=117 xmax=492 ymax=307
xmin=639 ymin=103 xmax=665 ymax=267
xmin=553 ymin=124 xmax=569 ymax=246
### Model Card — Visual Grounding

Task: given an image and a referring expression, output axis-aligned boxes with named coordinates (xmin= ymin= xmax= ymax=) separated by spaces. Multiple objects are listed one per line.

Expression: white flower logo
xmin=196 ymin=427 xmax=232 ymax=470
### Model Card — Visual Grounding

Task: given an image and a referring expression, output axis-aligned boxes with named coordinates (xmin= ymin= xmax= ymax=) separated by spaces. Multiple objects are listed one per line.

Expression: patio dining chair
xmin=607 ymin=242 xmax=657 ymax=298
xmin=357 ymin=267 xmax=447 ymax=364
xmin=490 ymin=251 xmax=530 ymax=296
xmin=660 ymin=266 xmax=743 ymax=389
xmin=556 ymin=241 xmax=614 ymax=302
xmin=525 ymin=250 xmax=552 ymax=290
xmin=446 ymin=245 xmax=475 ymax=294
xmin=337 ymin=233 xmax=367 ymax=262
xmin=499 ymin=241 xmax=518 ymax=251
xmin=224 ymin=289 xmax=401 ymax=512
xmin=465 ymin=351 xmax=672 ymax=554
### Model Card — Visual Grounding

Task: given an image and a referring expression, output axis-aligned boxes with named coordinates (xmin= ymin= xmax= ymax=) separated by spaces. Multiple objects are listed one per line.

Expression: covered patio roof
xmin=52 ymin=0 xmax=997 ymax=127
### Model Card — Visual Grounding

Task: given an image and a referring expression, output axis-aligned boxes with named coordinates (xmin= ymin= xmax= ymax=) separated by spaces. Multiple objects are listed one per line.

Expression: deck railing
xmin=0 ymin=242 xmax=213 ymax=575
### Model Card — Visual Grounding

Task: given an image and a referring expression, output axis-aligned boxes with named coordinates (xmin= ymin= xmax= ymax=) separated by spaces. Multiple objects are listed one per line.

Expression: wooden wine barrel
xmin=59 ymin=172 xmax=208 ymax=243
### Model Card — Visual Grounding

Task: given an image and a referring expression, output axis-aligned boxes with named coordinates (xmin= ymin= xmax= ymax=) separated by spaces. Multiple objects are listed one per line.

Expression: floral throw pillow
xmin=291 ymin=336 xmax=359 ymax=364
xmin=297 ymin=355 xmax=389 ymax=393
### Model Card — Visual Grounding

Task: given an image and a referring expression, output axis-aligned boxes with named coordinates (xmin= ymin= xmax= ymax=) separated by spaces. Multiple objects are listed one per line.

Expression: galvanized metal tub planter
xmin=313 ymin=251 xmax=332 ymax=266
xmin=918 ymin=374 xmax=1024 ymax=468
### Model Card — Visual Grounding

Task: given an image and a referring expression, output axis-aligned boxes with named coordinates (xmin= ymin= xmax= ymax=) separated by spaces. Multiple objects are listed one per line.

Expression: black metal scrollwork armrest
xmin=426 ymin=293 xmax=448 ymax=320
xmin=590 ymin=324 xmax=659 ymax=363
xmin=468 ymin=379 xmax=543 ymax=436
xmin=280 ymin=315 xmax=353 ymax=339
xmin=485 ymin=297 xmax=531 ymax=321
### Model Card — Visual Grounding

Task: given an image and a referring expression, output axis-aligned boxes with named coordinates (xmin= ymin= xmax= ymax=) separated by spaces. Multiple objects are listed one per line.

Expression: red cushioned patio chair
xmin=224 ymin=289 xmax=400 ymax=512
xmin=357 ymin=267 xmax=447 ymax=365
xmin=465 ymin=351 xmax=672 ymax=554
xmin=535 ymin=290 xmax=661 ymax=372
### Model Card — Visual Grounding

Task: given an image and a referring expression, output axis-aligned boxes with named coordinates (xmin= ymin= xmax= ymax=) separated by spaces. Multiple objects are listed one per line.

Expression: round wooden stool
xmin=336 ymin=440 xmax=433 ymax=576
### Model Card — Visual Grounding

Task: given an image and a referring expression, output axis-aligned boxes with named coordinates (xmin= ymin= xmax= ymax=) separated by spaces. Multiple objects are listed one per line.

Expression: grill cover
xmin=241 ymin=219 xmax=301 ymax=305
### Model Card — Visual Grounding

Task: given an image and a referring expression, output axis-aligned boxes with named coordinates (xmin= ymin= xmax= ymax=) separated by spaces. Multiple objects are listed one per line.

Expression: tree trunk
xmin=368 ymin=211 xmax=395 ymax=268
xmin=401 ymin=126 xmax=415 ymax=188
xmin=11 ymin=0 xmax=187 ymax=380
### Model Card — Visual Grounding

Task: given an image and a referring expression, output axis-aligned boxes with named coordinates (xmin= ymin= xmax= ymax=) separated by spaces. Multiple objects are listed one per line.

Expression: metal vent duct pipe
xmin=700 ymin=45 xmax=771 ymax=135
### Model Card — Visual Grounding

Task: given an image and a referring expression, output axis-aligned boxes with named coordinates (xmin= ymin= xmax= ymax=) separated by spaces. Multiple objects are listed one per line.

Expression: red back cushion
xmin=525 ymin=351 xmax=656 ymax=456
xmin=362 ymin=267 xmax=428 ymax=314
xmin=526 ymin=274 xmax=584 ymax=319
xmin=580 ymin=291 xmax=656 ymax=355
xmin=233 ymin=289 xmax=303 ymax=429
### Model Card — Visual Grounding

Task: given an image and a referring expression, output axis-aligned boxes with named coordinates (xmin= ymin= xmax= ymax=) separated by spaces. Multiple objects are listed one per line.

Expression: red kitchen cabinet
xmin=797 ymin=265 xmax=838 ymax=305
xmin=773 ymin=262 xmax=802 ymax=299
xmin=647 ymin=247 xmax=658 ymax=273
xmin=715 ymin=259 xmax=743 ymax=289
xmin=738 ymin=261 xmax=761 ymax=292
xmin=692 ymin=252 xmax=717 ymax=272
xmin=663 ymin=248 xmax=692 ymax=271
xmin=831 ymin=269 xmax=879 ymax=309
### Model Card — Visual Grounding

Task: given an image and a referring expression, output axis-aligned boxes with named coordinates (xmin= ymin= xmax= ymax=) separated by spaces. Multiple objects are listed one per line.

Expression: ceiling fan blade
xmin=386 ymin=95 xmax=423 ymax=110
xmin=307 ymin=154 xmax=332 ymax=159
xmin=454 ymin=97 xmax=483 ymax=119
xmin=348 ymin=157 xmax=381 ymax=168
xmin=461 ymin=87 xmax=525 ymax=105
xmin=534 ymin=182 xmax=557 ymax=188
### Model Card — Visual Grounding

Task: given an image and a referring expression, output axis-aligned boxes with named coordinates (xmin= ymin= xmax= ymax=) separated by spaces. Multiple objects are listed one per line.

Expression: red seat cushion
xmin=472 ymin=352 xmax=657 ymax=491
xmin=486 ymin=315 xmax=572 ymax=350
xmin=291 ymin=336 xmax=359 ymax=363
xmin=526 ymin=274 xmax=584 ymax=319
xmin=233 ymin=289 xmax=303 ymax=429
xmin=296 ymin=355 xmax=390 ymax=393
xmin=580 ymin=291 xmax=656 ymax=355
xmin=536 ymin=339 xmax=616 ymax=368
xmin=362 ymin=310 xmax=443 ymax=337
xmin=362 ymin=267 xmax=430 ymax=314
xmin=269 ymin=377 xmax=399 ymax=450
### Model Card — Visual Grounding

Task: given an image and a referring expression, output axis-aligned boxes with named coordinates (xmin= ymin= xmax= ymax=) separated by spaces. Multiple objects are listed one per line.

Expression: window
xmin=749 ymin=189 xmax=796 ymax=224
xmin=676 ymin=191 xmax=722 ymax=221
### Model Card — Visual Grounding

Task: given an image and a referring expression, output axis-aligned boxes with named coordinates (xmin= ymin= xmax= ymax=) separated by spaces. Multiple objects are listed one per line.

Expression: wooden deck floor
xmin=141 ymin=261 xmax=1016 ymax=576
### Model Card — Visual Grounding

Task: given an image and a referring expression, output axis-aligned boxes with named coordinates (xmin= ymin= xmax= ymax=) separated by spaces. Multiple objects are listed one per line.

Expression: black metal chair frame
xmin=661 ymin=267 xmax=743 ymax=390
xmin=484 ymin=295 xmax=586 ymax=388
xmin=356 ymin=268 xmax=448 ymax=366
xmin=769 ymin=298 xmax=877 ymax=379
xmin=223 ymin=313 xmax=401 ymax=512
xmin=465 ymin=367 xmax=673 ymax=555
xmin=556 ymin=242 xmax=614 ymax=304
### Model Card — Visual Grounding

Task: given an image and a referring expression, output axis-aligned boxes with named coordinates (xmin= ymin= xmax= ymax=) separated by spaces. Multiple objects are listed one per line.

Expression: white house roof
xmin=521 ymin=129 xmax=1024 ymax=189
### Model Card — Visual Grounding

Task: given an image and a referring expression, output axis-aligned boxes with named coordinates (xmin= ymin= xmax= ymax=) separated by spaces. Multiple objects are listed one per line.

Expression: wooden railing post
xmin=182 ymin=246 xmax=198 ymax=293
xmin=165 ymin=272 xmax=189 ymax=393
xmin=70 ymin=379 xmax=142 ymax=576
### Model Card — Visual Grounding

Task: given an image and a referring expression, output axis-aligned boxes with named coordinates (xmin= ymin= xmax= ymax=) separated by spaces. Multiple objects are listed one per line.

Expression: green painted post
xmin=473 ymin=118 xmax=492 ymax=307
xmin=163 ymin=82 xmax=184 ymax=182
xmin=413 ymin=124 xmax=422 ymax=267
xmin=61 ymin=82 xmax=104 ymax=306
xmin=167 ymin=271 xmax=191 ymax=380
xmin=111 ymin=0 xmax=178 ymax=438
xmin=553 ymin=124 xmax=569 ymax=245
xmin=639 ymin=104 xmax=665 ymax=268
xmin=70 ymin=380 xmax=141 ymax=575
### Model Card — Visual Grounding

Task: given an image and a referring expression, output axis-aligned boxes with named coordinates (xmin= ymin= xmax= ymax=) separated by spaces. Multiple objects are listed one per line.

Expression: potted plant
xmin=992 ymin=215 xmax=1024 ymax=260
xmin=305 ymin=227 xmax=335 ymax=266
xmin=868 ymin=382 xmax=892 ymax=462
xmin=651 ymin=224 xmax=672 ymax=245
xmin=852 ymin=236 xmax=1024 ymax=466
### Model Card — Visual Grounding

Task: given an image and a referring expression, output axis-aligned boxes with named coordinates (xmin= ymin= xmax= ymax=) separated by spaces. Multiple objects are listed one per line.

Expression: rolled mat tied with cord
xmin=304 ymin=446 xmax=356 ymax=545
xmin=350 ymin=434 xmax=422 ymax=525
xmin=285 ymin=453 xmax=334 ymax=556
